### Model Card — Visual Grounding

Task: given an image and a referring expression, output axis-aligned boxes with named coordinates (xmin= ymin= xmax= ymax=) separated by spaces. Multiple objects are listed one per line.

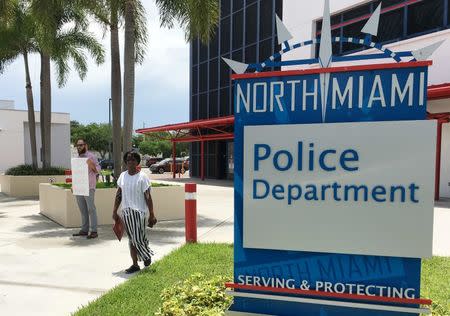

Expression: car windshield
xmin=160 ymin=158 xmax=172 ymax=163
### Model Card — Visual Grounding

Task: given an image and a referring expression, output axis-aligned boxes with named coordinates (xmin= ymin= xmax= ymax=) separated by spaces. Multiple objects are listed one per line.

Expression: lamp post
xmin=108 ymin=98 xmax=112 ymax=159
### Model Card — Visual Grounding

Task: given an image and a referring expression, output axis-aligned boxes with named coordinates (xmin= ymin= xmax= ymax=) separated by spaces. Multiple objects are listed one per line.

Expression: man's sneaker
xmin=144 ymin=258 xmax=151 ymax=267
xmin=87 ymin=232 xmax=98 ymax=239
xmin=72 ymin=231 xmax=88 ymax=237
xmin=125 ymin=264 xmax=140 ymax=274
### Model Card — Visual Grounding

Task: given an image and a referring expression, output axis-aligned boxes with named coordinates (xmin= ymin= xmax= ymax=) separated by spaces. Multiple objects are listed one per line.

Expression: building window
xmin=221 ymin=17 xmax=231 ymax=54
xmin=245 ymin=44 xmax=257 ymax=63
xmin=192 ymin=39 xmax=199 ymax=65
xmin=259 ymin=38 xmax=273 ymax=70
xmin=210 ymin=27 xmax=219 ymax=59
xmin=191 ymin=95 xmax=198 ymax=120
xmin=232 ymin=49 xmax=243 ymax=62
xmin=232 ymin=10 xmax=244 ymax=51
xmin=260 ymin=0 xmax=273 ymax=40
xmin=209 ymin=90 xmax=219 ymax=118
xmin=209 ymin=58 xmax=218 ymax=91
xmin=220 ymin=55 xmax=231 ymax=88
xmin=315 ymin=0 xmax=450 ymax=58
xmin=199 ymin=93 xmax=208 ymax=119
xmin=199 ymin=62 xmax=208 ymax=93
xmin=233 ymin=0 xmax=243 ymax=12
xmin=376 ymin=8 xmax=404 ymax=43
xmin=220 ymin=87 xmax=230 ymax=116
xmin=199 ymin=43 xmax=208 ymax=63
xmin=407 ymin=0 xmax=444 ymax=35
xmin=221 ymin=0 xmax=230 ymax=17
xmin=192 ymin=66 xmax=198 ymax=95
xmin=246 ymin=3 xmax=258 ymax=46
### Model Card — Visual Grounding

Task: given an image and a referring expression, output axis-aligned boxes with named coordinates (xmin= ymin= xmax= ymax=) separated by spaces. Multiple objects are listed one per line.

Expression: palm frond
xmin=134 ymin=0 xmax=147 ymax=64
xmin=52 ymin=27 xmax=105 ymax=87
xmin=155 ymin=0 xmax=219 ymax=43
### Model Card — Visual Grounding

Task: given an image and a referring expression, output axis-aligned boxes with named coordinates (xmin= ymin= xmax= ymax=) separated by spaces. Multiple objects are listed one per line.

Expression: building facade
xmin=189 ymin=0 xmax=450 ymax=198
xmin=190 ymin=0 xmax=282 ymax=179
xmin=0 ymin=102 xmax=71 ymax=172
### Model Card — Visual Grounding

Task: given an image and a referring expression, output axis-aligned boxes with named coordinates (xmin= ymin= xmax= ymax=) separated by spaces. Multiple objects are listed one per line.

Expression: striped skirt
xmin=121 ymin=208 xmax=154 ymax=261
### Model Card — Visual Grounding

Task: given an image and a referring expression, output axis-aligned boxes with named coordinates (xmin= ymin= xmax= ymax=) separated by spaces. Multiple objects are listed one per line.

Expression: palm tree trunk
xmin=111 ymin=9 xmax=122 ymax=178
xmin=123 ymin=0 xmax=136 ymax=156
xmin=40 ymin=53 xmax=52 ymax=169
xmin=23 ymin=51 xmax=38 ymax=169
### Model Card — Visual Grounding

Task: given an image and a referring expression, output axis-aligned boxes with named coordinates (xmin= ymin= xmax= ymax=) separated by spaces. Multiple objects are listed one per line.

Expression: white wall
xmin=0 ymin=109 xmax=70 ymax=172
xmin=0 ymin=100 xmax=15 ymax=109
xmin=429 ymin=99 xmax=450 ymax=198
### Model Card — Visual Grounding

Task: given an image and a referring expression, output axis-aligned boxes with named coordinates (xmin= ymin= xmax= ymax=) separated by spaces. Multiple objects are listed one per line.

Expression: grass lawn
xmin=73 ymin=243 xmax=233 ymax=316
xmin=421 ymin=256 xmax=450 ymax=315
xmin=74 ymin=244 xmax=449 ymax=316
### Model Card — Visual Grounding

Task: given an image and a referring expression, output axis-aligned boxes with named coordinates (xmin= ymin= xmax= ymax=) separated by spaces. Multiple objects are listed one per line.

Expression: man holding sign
xmin=72 ymin=138 xmax=101 ymax=239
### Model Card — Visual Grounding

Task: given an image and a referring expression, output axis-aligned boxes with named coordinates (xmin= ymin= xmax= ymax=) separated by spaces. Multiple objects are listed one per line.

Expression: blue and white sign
xmin=228 ymin=65 xmax=435 ymax=316
xmin=225 ymin=1 xmax=439 ymax=315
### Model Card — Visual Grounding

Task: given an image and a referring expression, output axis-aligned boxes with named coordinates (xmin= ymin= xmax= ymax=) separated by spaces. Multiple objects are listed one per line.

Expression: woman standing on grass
xmin=113 ymin=151 xmax=157 ymax=274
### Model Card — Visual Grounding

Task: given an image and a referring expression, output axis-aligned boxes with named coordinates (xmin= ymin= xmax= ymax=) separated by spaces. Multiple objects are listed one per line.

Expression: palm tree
xmin=0 ymin=0 xmax=16 ymax=23
xmin=0 ymin=0 xmax=39 ymax=168
xmin=110 ymin=0 xmax=124 ymax=178
xmin=121 ymin=0 xmax=220 ymax=155
xmin=88 ymin=0 xmax=123 ymax=178
xmin=31 ymin=0 xmax=105 ymax=168
xmin=122 ymin=0 xmax=146 ymax=155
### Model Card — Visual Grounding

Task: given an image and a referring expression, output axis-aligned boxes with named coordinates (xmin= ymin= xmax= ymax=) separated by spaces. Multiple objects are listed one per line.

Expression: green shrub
xmin=51 ymin=182 xmax=174 ymax=189
xmin=156 ymin=273 xmax=232 ymax=316
xmin=5 ymin=165 xmax=66 ymax=176
xmin=52 ymin=182 xmax=116 ymax=189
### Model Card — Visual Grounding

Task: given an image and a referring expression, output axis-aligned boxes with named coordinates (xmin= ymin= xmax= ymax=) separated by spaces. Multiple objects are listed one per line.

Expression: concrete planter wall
xmin=39 ymin=183 xmax=185 ymax=228
xmin=0 ymin=175 xmax=66 ymax=197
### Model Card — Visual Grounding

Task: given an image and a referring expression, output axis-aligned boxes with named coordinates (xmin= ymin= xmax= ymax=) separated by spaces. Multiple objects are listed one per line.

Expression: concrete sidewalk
xmin=0 ymin=178 xmax=233 ymax=316
xmin=1 ymin=174 xmax=449 ymax=316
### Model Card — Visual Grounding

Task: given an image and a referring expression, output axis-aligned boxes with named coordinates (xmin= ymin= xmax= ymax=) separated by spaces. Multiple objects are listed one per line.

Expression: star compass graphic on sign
xmin=222 ymin=0 xmax=445 ymax=123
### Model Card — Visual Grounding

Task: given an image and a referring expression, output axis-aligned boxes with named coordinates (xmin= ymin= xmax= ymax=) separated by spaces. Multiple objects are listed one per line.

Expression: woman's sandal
xmin=125 ymin=264 xmax=140 ymax=274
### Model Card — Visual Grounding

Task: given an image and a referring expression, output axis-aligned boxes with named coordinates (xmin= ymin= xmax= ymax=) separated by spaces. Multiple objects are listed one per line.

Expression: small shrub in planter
xmin=51 ymin=182 xmax=174 ymax=189
xmin=5 ymin=165 xmax=66 ymax=176
xmin=156 ymin=273 xmax=232 ymax=316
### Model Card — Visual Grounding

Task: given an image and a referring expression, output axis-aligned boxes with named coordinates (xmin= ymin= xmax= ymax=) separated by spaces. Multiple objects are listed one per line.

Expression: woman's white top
xmin=117 ymin=171 xmax=151 ymax=215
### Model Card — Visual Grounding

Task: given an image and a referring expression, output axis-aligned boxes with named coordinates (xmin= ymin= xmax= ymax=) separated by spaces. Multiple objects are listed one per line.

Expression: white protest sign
xmin=71 ymin=158 xmax=90 ymax=196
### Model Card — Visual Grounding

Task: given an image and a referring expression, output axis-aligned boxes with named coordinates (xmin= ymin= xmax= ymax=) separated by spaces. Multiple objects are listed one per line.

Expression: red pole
xmin=201 ymin=141 xmax=205 ymax=181
xmin=185 ymin=183 xmax=197 ymax=243
xmin=172 ymin=141 xmax=176 ymax=179
xmin=435 ymin=120 xmax=443 ymax=201
xmin=65 ymin=169 xmax=72 ymax=183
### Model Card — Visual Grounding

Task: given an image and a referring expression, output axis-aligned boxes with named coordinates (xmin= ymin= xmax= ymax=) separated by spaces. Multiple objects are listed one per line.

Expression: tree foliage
xmin=138 ymin=132 xmax=189 ymax=157
xmin=156 ymin=0 xmax=219 ymax=43
xmin=71 ymin=121 xmax=112 ymax=158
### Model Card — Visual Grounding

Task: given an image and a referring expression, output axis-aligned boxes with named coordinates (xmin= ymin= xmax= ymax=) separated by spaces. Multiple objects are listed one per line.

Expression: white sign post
xmin=71 ymin=158 xmax=90 ymax=196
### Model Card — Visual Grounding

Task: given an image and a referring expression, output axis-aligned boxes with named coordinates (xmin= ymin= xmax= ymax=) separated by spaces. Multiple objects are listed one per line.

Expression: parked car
xmin=99 ymin=159 xmax=114 ymax=170
xmin=149 ymin=158 xmax=188 ymax=174
xmin=145 ymin=157 xmax=164 ymax=168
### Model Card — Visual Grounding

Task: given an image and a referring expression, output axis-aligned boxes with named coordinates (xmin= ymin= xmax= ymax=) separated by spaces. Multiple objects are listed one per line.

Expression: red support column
xmin=172 ymin=142 xmax=176 ymax=179
xmin=435 ymin=121 xmax=443 ymax=201
xmin=185 ymin=183 xmax=197 ymax=243
xmin=201 ymin=141 xmax=205 ymax=181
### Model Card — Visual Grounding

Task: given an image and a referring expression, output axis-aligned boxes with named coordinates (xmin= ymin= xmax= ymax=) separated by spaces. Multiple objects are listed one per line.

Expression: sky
xmin=0 ymin=0 xmax=189 ymax=129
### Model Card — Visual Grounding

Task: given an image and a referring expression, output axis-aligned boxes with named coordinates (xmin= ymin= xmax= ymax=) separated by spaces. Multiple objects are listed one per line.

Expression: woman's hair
xmin=123 ymin=151 xmax=141 ymax=164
